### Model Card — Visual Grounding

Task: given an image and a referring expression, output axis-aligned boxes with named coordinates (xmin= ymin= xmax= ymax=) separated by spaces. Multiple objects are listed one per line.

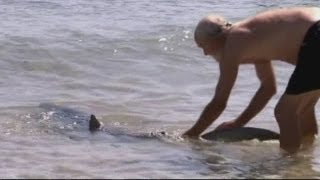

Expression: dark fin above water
xmin=88 ymin=115 xmax=168 ymax=139
xmin=201 ymin=127 xmax=280 ymax=142
xmin=89 ymin=114 xmax=101 ymax=131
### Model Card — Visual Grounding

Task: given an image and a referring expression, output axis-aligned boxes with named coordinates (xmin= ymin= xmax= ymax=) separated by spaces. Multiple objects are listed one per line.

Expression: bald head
xmin=194 ymin=15 xmax=229 ymax=44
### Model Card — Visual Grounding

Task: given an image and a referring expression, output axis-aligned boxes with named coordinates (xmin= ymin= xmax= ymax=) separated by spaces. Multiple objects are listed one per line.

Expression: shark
xmin=89 ymin=114 xmax=279 ymax=142
xmin=37 ymin=103 xmax=279 ymax=142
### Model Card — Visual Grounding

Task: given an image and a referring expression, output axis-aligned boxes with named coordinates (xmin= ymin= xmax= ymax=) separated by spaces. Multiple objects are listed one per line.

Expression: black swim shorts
xmin=285 ymin=20 xmax=320 ymax=95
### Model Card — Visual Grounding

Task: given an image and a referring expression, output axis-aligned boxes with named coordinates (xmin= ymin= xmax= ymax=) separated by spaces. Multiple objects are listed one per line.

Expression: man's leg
xmin=300 ymin=97 xmax=318 ymax=135
xmin=275 ymin=91 xmax=320 ymax=153
xmin=298 ymin=94 xmax=319 ymax=146
xmin=275 ymin=94 xmax=303 ymax=153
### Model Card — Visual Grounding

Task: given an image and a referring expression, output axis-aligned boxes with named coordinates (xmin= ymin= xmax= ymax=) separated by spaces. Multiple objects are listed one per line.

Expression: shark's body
xmin=37 ymin=103 xmax=279 ymax=142
xmin=89 ymin=115 xmax=279 ymax=142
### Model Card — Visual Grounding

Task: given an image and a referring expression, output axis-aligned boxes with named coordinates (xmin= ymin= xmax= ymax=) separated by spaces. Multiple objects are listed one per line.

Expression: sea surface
xmin=0 ymin=0 xmax=320 ymax=178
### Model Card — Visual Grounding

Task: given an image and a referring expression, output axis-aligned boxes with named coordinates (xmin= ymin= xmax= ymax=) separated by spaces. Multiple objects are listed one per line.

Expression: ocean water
xmin=1 ymin=0 xmax=320 ymax=178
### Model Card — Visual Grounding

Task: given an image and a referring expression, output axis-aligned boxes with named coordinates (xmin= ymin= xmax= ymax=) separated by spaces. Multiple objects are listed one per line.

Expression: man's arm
xmin=216 ymin=62 xmax=276 ymax=130
xmin=183 ymin=60 xmax=239 ymax=137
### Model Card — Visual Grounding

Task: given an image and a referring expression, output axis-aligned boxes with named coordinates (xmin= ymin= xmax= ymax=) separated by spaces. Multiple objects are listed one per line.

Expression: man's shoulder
xmin=223 ymin=26 xmax=251 ymax=57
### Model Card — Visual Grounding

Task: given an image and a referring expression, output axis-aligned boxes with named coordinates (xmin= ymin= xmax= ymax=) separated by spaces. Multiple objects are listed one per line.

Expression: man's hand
xmin=214 ymin=120 xmax=239 ymax=131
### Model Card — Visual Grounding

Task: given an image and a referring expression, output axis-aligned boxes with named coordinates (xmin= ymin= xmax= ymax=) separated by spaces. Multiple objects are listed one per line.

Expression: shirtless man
xmin=183 ymin=7 xmax=320 ymax=153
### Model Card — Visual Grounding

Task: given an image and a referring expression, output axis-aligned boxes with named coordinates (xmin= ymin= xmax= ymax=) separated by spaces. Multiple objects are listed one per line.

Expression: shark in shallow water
xmin=89 ymin=114 xmax=280 ymax=142
xmin=37 ymin=103 xmax=279 ymax=142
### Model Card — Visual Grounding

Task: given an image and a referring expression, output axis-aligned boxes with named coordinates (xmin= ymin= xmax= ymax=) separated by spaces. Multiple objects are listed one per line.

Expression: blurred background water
xmin=0 ymin=0 xmax=320 ymax=178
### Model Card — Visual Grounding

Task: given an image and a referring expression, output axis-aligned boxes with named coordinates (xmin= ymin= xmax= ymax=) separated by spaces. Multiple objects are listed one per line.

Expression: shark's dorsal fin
xmin=89 ymin=114 xmax=101 ymax=131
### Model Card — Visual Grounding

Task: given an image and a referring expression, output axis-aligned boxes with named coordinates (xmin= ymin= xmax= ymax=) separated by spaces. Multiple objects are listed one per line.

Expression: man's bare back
xmin=227 ymin=7 xmax=320 ymax=65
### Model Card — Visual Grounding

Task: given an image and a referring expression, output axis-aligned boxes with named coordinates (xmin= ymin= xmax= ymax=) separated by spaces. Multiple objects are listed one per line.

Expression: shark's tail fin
xmin=89 ymin=114 xmax=101 ymax=131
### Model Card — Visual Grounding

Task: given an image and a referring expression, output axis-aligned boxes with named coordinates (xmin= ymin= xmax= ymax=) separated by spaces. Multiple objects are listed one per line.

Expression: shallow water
xmin=1 ymin=0 xmax=320 ymax=178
